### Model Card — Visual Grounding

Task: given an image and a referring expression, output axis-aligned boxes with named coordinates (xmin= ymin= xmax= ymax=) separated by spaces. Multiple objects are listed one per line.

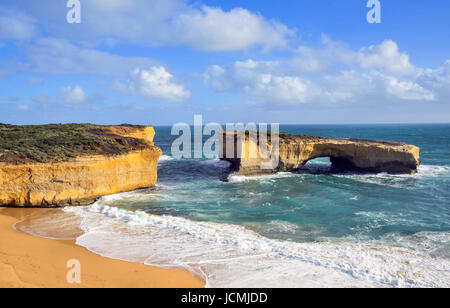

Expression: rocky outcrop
xmin=0 ymin=126 xmax=161 ymax=207
xmin=219 ymin=131 xmax=420 ymax=176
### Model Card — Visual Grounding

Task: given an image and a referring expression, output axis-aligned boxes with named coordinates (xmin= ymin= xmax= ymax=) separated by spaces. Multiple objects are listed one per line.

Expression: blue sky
xmin=0 ymin=0 xmax=449 ymax=125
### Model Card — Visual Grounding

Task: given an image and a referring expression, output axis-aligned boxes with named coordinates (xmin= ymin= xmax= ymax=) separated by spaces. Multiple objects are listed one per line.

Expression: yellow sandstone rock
xmin=0 ymin=126 xmax=161 ymax=207
xmin=220 ymin=131 xmax=420 ymax=176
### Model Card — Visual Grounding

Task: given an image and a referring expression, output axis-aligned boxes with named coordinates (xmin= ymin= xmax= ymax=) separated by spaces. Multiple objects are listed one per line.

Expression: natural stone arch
xmin=220 ymin=131 xmax=420 ymax=176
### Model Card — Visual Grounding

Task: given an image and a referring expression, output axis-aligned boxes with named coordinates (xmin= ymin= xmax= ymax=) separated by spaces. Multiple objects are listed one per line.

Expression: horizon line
xmin=1 ymin=122 xmax=450 ymax=127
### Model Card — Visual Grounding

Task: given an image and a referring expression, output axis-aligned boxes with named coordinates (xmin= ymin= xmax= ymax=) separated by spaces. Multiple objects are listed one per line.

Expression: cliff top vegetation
xmin=0 ymin=123 xmax=153 ymax=164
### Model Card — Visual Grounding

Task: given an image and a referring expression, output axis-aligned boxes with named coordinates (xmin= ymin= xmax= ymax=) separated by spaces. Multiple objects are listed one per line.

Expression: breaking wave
xmin=64 ymin=198 xmax=450 ymax=288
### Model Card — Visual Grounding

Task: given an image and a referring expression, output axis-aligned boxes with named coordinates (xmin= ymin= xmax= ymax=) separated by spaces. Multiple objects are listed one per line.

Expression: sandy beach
xmin=0 ymin=207 xmax=204 ymax=288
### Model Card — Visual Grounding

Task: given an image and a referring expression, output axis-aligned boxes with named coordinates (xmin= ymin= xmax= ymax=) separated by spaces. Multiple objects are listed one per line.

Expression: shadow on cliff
xmin=157 ymin=158 xmax=398 ymax=184
xmin=220 ymin=161 xmax=396 ymax=182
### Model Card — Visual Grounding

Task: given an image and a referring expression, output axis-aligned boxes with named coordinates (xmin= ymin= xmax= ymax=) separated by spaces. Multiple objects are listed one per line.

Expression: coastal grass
xmin=0 ymin=123 xmax=151 ymax=164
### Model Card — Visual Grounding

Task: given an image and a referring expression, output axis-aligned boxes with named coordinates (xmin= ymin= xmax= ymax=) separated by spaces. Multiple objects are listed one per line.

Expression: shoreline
xmin=0 ymin=207 xmax=205 ymax=288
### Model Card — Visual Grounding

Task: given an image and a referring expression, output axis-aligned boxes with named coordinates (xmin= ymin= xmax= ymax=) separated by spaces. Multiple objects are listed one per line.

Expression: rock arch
xmin=220 ymin=131 xmax=420 ymax=176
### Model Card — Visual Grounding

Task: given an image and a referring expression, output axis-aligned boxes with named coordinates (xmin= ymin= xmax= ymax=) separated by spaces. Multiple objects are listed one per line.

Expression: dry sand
xmin=0 ymin=207 xmax=204 ymax=288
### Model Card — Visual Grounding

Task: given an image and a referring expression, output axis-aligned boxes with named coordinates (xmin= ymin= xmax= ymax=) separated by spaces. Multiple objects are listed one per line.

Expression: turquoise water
xmin=64 ymin=124 xmax=450 ymax=287
xmin=150 ymin=125 xmax=450 ymax=252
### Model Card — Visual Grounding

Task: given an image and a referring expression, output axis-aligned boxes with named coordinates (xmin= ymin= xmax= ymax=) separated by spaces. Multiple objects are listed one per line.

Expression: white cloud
xmin=358 ymin=40 xmax=416 ymax=74
xmin=60 ymin=86 xmax=87 ymax=104
xmin=0 ymin=7 xmax=37 ymax=40
xmin=205 ymin=60 xmax=312 ymax=104
xmin=254 ymin=75 xmax=310 ymax=104
xmin=291 ymin=36 xmax=357 ymax=74
xmin=9 ymin=0 xmax=294 ymax=52
xmin=26 ymin=38 xmax=157 ymax=76
xmin=172 ymin=6 xmax=294 ymax=51
xmin=417 ymin=60 xmax=450 ymax=100
xmin=384 ymin=76 xmax=435 ymax=101
xmin=116 ymin=67 xmax=191 ymax=102
xmin=204 ymin=39 xmax=448 ymax=106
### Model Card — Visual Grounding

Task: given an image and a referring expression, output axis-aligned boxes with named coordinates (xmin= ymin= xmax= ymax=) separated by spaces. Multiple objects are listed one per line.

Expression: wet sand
xmin=0 ymin=207 xmax=204 ymax=288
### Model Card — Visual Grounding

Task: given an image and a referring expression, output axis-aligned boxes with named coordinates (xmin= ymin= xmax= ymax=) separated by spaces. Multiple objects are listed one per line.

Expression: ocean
xmin=33 ymin=124 xmax=450 ymax=287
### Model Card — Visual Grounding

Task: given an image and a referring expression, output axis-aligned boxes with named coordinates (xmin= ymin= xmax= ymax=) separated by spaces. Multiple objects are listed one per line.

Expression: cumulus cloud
xmin=115 ymin=67 xmax=191 ymax=102
xmin=7 ymin=0 xmax=294 ymax=52
xmin=291 ymin=36 xmax=357 ymax=74
xmin=384 ymin=76 xmax=435 ymax=101
xmin=204 ymin=39 xmax=447 ymax=105
xmin=32 ymin=86 xmax=103 ymax=107
xmin=417 ymin=60 xmax=450 ymax=100
xmin=357 ymin=40 xmax=416 ymax=74
xmin=60 ymin=86 xmax=87 ymax=104
xmin=205 ymin=60 xmax=313 ymax=104
xmin=172 ymin=6 xmax=294 ymax=51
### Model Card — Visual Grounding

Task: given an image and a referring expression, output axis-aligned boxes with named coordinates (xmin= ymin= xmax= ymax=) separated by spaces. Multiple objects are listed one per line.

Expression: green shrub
xmin=0 ymin=123 xmax=151 ymax=164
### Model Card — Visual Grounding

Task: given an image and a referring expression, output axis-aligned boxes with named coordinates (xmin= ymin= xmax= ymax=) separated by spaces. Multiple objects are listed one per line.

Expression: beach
xmin=0 ymin=124 xmax=448 ymax=288
xmin=0 ymin=207 xmax=204 ymax=288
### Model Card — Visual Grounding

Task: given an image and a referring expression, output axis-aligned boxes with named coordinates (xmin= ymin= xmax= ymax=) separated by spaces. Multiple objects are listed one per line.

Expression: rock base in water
xmin=219 ymin=131 xmax=420 ymax=176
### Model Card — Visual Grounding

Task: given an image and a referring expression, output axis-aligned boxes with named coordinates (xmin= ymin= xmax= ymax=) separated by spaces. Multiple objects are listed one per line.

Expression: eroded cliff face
xmin=220 ymin=131 xmax=420 ymax=176
xmin=0 ymin=126 xmax=161 ymax=207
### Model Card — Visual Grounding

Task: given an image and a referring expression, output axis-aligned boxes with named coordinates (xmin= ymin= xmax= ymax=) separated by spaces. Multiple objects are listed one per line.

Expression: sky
xmin=0 ymin=0 xmax=449 ymax=125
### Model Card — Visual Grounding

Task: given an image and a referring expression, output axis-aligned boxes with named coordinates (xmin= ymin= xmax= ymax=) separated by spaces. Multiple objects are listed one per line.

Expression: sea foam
xmin=64 ymin=196 xmax=450 ymax=288
xmin=158 ymin=155 xmax=174 ymax=162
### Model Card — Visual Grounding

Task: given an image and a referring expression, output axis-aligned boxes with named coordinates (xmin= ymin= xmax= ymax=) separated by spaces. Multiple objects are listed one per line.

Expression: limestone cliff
xmin=219 ymin=131 xmax=420 ymax=176
xmin=0 ymin=125 xmax=161 ymax=207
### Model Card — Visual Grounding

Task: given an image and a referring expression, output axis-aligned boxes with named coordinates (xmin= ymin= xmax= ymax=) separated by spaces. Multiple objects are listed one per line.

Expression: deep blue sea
xmin=63 ymin=124 xmax=450 ymax=287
